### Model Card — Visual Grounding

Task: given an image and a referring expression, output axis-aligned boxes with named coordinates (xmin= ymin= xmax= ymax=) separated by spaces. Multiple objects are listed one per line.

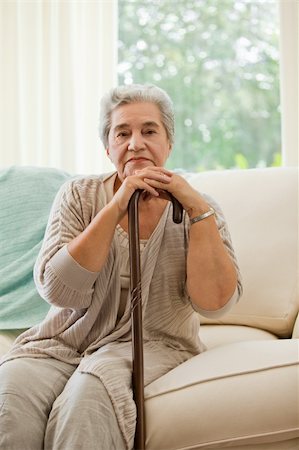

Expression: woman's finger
xmin=143 ymin=177 xmax=172 ymax=190
xmin=135 ymin=167 xmax=173 ymax=181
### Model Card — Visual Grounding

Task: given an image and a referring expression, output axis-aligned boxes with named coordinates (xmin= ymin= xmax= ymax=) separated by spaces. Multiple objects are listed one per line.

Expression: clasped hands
xmin=112 ymin=166 xmax=211 ymax=220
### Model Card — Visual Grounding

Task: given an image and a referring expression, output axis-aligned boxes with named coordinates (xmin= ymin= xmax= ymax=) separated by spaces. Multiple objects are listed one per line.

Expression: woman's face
xmin=106 ymin=102 xmax=172 ymax=182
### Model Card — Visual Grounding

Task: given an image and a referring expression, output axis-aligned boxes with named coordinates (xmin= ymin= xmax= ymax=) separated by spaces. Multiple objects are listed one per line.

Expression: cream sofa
xmin=0 ymin=166 xmax=298 ymax=450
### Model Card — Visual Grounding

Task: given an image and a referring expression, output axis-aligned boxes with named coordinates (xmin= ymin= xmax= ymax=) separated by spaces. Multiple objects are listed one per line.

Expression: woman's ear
xmin=106 ymin=148 xmax=111 ymax=159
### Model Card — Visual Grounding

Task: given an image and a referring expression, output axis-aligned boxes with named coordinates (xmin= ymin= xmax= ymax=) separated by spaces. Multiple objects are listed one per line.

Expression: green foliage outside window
xmin=118 ymin=0 xmax=281 ymax=171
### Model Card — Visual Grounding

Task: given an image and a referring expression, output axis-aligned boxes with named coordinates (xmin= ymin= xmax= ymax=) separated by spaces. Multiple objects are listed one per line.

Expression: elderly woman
xmin=0 ymin=84 xmax=242 ymax=450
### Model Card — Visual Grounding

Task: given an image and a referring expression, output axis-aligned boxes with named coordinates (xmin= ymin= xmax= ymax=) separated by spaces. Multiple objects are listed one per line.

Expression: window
xmin=118 ymin=0 xmax=281 ymax=171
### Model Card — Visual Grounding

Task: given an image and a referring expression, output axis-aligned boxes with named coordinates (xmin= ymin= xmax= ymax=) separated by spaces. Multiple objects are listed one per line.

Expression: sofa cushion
xmin=187 ymin=167 xmax=298 ymax=338
xmin=200 ymin=324 xmax=278 ymax=349
xmin=0 ymin=166 xmax=71 ymax=329
xmin=145 ymin=339 xmax=299 ymax=449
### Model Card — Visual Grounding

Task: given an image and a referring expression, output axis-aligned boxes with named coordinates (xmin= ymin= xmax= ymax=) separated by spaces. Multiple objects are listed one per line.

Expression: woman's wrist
xmin=182 ymin=187 xmax=211 ymax=219
xmin=189 ymin=208 xmax=215 ymax=225
xmin=186 ymin=198 xmax=211 ymax=219
xmin=102 ymin=198 xmax=126 ymax=226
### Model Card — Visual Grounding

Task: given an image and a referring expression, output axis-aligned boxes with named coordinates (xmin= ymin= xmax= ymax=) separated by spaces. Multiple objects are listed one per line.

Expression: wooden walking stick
xmin=128 ymin=189 xmax=183 ymax=450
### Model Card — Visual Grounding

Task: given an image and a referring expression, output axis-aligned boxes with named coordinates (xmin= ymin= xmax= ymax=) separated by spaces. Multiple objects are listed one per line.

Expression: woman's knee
xmin=0 ymin=359 xmax=31 ymax=394
xmin=0 ymin=360 xmax=42 ymax=449
xmin=0 ymin=388 xmax=45 ymax=450
xmin=45 ymin=371 xmax=126 ymax=450
xmin=48 ymin=371 xmax=111 ymax=420
xmin=0 ymin=358 xmax=75 ymax=450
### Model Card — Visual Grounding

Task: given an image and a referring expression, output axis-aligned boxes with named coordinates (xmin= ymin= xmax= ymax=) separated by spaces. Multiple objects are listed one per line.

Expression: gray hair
xmin=99 ymin=84 xmax=174 ymax=148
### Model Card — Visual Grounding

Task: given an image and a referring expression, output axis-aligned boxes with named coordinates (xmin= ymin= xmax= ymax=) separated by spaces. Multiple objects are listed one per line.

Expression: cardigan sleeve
xmin=191 ymin=285 xmax=239 ymax=318
xmin=33 ymin=178 xmax=102 ymax=309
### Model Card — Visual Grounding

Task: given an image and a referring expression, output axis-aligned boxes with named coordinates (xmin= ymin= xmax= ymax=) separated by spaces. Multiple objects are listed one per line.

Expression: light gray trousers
xmin=0 ymin=357 xmax=126 ymax=450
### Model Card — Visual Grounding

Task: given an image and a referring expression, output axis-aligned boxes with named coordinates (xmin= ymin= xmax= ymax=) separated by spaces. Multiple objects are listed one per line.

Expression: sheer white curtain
xmin=0 ymin=0 xmax=116 ymax=174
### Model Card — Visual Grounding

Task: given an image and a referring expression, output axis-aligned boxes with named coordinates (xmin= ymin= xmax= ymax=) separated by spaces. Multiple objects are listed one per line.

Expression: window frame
xmin=279 ymin=0 xmax=298 ymax=167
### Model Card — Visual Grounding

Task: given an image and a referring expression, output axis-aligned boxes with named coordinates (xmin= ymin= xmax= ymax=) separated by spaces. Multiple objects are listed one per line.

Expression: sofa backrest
xmin=187 ymin=167 xmax=298 ymax=338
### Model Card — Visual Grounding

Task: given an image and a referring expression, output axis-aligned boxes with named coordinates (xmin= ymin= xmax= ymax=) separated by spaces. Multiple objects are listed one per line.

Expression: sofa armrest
xmin=0 ymin=330 xmax=24 ymax=358
xmin=292 ymin=312 xmax=299 ymax=339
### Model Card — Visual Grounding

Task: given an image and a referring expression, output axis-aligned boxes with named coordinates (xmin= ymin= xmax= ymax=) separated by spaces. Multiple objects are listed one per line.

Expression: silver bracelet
xmin=190 ymin=208 xmax=215 ymax=225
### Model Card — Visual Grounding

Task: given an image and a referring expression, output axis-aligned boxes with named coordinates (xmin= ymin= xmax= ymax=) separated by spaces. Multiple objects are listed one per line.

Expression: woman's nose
xmin=128 ymin=133 xmax=145 ymax=152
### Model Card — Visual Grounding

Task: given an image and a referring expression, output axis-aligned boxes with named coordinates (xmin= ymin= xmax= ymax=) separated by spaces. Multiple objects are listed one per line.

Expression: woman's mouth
xmin=126 ymin=157 xmax=153 ymax=165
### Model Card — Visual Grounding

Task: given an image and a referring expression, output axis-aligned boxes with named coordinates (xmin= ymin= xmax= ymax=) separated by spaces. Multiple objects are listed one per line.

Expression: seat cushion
xmin=145 ymin=339 xmax=299 ymax=449
xmin=200 ymin=324 xmax=278 ymax=350
xmin=0 ymin=329 xmax=25 ymax=357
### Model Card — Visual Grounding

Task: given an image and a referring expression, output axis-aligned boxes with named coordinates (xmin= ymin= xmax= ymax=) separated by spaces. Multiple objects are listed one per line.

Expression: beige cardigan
xmin=1 ymin=172 xmax=242 ymax=449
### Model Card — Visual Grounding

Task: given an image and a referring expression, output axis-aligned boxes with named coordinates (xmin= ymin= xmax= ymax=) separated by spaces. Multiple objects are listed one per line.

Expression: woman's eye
xmin=145 ymin=130 xmax=156 ymax=135
xmin=115 ymin=132 xmax=129 ymax=144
